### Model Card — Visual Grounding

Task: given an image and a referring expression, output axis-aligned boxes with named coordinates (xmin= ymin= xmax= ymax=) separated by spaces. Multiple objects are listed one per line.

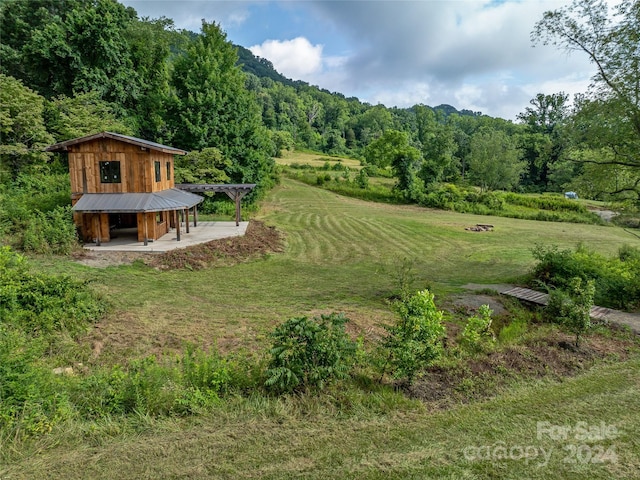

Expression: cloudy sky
xmin=121 ymin=0 xmax=598 ymax=120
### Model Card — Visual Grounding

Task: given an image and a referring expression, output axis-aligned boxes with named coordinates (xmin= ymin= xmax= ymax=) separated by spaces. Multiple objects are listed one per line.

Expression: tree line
xmin=1 ymin=0 xmax=638 ymax=206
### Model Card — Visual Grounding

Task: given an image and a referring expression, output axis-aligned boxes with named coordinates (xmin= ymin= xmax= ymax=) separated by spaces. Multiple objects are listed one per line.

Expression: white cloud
xmin=250 ymin=37 xmax=324 ymax=78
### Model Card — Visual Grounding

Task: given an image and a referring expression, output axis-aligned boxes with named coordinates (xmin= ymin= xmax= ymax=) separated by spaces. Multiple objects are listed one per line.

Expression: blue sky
xmin=122 ymin=0 xmax=599 ymax=120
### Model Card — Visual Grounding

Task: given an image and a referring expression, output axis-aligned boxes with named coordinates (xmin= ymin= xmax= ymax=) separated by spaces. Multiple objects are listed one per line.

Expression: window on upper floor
xmin=99 ymin=161 xmax=121 ymax=184
xmin=166 ymin=161 xmax=171 ymax=180
xmin=155 ymin=161 xmax=161 ymax=182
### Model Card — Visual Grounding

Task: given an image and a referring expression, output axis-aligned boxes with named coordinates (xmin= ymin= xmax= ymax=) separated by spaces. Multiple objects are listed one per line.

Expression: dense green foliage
xmin=0 ymin=247 xmax=105 ymax=335
xmin=531 ymin=244 xmax=640 ymax=310
xmin=534 ymin=0 xmax=640 ymax=203
xmin=3 ymin=0 xmax=640 ymax=225
xmin=379 ymin=290 xmax=446 ymax=384
xmin=547 ymin=277 xmax=596 ymax=347
xmin=0 ymin=247 xmax=106 ymax=436
xmin=461 ymin=305 xmax=496 ymax=352
xmin=265 ymin=313 xmax=358 ymax=393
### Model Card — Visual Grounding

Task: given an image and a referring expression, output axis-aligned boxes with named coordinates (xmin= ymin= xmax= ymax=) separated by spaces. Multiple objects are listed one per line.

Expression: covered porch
xmin=81 ymin=221 xmax=249 ymax=252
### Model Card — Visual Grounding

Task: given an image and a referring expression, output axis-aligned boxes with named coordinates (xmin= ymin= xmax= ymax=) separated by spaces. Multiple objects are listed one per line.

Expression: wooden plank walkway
xmin=501 ymin=286 xmax=640 ymax=335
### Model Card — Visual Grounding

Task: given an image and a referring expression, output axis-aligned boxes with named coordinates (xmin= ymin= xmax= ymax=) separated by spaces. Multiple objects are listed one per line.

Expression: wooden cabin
xmin=46 ymin=132 xmax=203 ymax=244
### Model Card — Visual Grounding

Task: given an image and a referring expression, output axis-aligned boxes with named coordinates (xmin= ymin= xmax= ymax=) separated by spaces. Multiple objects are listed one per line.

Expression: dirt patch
xmin=72 ymin=250 xmax=153 ymax=268
xmin=446 ymin=293 xmax=509 ymax=317
xmin=407 ymin=330 xmax=637 ymax=408
xmin=149 ymin=220 xmax=284 ymax=270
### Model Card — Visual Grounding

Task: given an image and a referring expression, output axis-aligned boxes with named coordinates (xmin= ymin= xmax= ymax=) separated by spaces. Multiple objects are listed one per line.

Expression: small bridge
xmin=501 ymin=286 xmax=640 ymax=335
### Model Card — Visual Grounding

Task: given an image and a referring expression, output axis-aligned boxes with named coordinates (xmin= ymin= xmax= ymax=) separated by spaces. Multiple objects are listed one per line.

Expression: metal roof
xmin=46 ymin=132 xmax=187 ymax=155
xmin=72 ymin=189 xmax=203 ymax=213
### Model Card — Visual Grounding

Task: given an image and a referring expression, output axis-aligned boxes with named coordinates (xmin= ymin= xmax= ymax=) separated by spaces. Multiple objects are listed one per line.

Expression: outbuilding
xmin=46 ymin=132 xmax=203 ymax=245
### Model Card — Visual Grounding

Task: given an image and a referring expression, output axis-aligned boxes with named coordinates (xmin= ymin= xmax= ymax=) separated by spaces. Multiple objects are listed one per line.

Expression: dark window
xmin=99 ymin=161 xmax=121 ymax=183
xmin=155 ymin=161 xmax=161 ymax=182
xmin=166 ymin=161 xmax=171 ymax=180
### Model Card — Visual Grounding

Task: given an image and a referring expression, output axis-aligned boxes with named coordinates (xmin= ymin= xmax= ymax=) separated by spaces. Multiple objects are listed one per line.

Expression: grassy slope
xmin=36 ymin=179 xmax=639 ymax=361
xmin=6 ymin=179 xmax=640 ymax=478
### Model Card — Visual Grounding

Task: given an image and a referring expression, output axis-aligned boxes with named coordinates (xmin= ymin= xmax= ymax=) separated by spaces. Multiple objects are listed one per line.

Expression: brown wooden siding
xmin=68 ymin=138 xmax=175 ymax=195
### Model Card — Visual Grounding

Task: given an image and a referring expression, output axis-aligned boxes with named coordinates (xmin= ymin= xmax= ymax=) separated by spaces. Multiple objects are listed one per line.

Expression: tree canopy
xmin=534 ymin=0 xmax=640 ymax=200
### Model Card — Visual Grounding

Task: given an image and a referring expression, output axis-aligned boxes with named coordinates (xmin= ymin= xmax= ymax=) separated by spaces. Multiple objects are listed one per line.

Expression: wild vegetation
xmin=2 ymin=0 xmax=640 ymax=477
xmin=2 ymin=179 xmax=640 ymax=478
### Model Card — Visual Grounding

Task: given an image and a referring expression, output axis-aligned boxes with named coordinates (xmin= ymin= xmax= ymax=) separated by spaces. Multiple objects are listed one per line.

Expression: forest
xmin=2 ymin=2 xmax=640 ymax=477
xmin=2 ymin=0 xmax=639 ymax=229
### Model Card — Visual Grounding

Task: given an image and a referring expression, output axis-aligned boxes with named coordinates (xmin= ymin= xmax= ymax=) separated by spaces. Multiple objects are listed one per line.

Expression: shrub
xmin=531 ymin=244 xmax=640 ymax=310
xmin=355 ymin=168 xmax=369 ymax=189
xmin=0 ymin=326 xmax=72 ymax=437
xmin=265 ymin=313 xmax=357 ymax=394
xmin=461 ymin=304 xmax=496 ymax=352
xmin=546 ymin=277 xmax=595 ymax=347
xmin=379 ymin=290 xmax=446 ymax=384
xmin=22 ymin=206 xmax=78 ymax=255
xmin=0 ymin=247 xmax=105 ymax=335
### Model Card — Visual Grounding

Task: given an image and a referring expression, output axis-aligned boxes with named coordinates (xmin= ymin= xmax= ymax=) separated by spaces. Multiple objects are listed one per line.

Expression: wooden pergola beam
xmin=176 ymin=184 xmax=256 ymax=227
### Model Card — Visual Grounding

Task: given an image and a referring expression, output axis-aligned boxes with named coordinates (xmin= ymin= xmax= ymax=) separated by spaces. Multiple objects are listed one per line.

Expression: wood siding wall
xmin=67 ymin=138 xmax=175 ymax=194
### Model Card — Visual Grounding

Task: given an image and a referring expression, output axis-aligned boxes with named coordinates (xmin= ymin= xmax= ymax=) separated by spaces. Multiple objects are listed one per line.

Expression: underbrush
xmin=0 ymin=247 xmax=106 ymax=438
xmin=530 ymin=243 xmax=640 ymax=310
xmin=0 ymin=168 xmax=78 ymax=254
xmin=3 ymin=274 xmax=636 ymax=456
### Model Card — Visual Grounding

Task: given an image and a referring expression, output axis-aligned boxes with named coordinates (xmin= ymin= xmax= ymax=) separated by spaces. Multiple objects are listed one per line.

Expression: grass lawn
xmin=276 ymin=150 xmax=362 ymax=169
xmin=3 ymin=179 xmax=640 ymax=478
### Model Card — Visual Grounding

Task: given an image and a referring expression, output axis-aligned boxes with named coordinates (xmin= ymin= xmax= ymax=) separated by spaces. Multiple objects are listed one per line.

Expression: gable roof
xmin=46 ymin=132 xmax=187 ymax=155
xmin=72 ymin=189 xmax=203 ymax=213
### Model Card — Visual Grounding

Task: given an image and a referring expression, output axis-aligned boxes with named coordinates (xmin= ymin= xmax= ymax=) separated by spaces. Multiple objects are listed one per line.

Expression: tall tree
xmin=533 ymin=0 xmax=640 ymax=199
xmin=517 ymin=92 xmax=570 ymax=191
xmin=1 ymin=0 xmax=139 ymax=107
xmin=168 ymin=21 xmax=274 ymax=197
xmin=0 ymin=74 xmax=53 ymax=177
xmin=467 ymin=129 xmax=525 ymax=192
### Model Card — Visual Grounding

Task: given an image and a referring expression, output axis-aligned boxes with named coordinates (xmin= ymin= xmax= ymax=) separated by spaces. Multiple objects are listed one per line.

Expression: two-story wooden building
xmin=47 ymin=132 xmax=203 ymax=245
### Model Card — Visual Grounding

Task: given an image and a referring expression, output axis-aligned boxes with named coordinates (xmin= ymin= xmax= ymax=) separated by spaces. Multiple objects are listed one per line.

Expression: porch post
xmin=235 ymin=194 xmax=241 ymax=227
xmin=94 ymin=214 xmax=101 ymax=246
xmin=143 ymin=214 xmax=149 ymax=246
xmin=175 ymin=210 xmax=181 ymax=241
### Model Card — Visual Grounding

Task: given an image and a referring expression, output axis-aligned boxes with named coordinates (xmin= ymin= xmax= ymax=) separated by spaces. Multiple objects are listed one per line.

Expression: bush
xmin=22 ymin=206 xmax=78 ymax=255
xmin=0 ymin=326 xmax=72 ymax=437
xmin=461 ymin=305 xmax=496 ymax=352
xmin=379 ymin=290 xmax=446 ymax=384
xmin=546 ymin=277 xmax=595 ymax=347
xmin=0 ymin=247 xmax=105 ymax=335
xmin=531 ymin=244 xmax=640 ymax=310
xmin=265 ymin=313 xmax=357 ymax=394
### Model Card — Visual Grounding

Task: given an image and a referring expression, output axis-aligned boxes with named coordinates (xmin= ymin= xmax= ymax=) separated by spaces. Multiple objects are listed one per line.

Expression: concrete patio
xmin=82 ymin=221 xmax=249 ymax=253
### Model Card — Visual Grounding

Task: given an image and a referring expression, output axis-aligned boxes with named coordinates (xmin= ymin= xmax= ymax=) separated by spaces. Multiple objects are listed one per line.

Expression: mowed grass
xmin=276 ymin=150 xmax=362 ymax=169
xmin=7 ymin=178 xmax=640 ymax=478
xmin=34 ymin=178 xmax=640 ymax=361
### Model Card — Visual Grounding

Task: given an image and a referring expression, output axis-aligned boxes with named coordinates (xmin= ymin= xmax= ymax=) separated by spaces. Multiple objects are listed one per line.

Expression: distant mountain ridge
xmin=234 ymin=43 xmax=482 ymax=117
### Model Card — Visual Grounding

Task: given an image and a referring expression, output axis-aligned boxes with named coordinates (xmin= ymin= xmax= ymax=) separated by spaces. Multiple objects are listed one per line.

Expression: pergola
xmin=176 ymin=183 xmax=256 ymax=226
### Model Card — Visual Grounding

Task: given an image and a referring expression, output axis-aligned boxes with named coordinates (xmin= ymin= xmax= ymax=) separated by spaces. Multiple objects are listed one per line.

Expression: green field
xmin=3 ymin=179 xmax=640 ymax=479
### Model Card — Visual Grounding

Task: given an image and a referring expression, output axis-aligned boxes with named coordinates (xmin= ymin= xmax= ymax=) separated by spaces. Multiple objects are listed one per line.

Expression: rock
xmin=52 ymin=367 xmax=74 ymax=376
